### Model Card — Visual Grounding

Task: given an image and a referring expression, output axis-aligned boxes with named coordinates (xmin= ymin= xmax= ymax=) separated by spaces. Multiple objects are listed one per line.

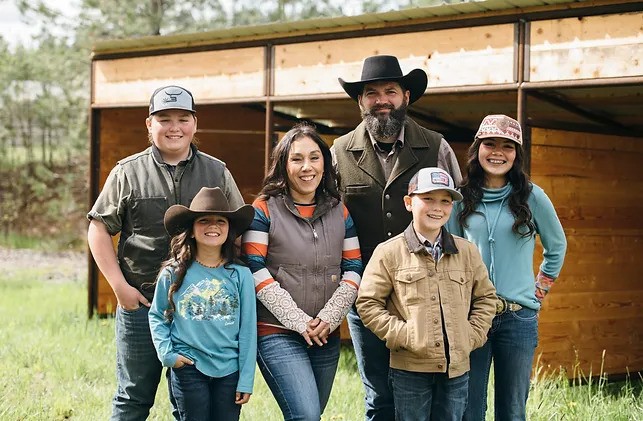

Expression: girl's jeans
xmin=463 ymin=307 xmax=539 ymax=421
xmin=171 ymin=366 xmax=241 ymax=421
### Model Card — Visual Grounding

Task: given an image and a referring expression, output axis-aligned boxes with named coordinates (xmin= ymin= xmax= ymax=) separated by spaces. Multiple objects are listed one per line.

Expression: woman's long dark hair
xmin=159 ymin=220 xmax=242 ymax=321
xmin=259 ymin=122 xmax=340 ymax=202
xmin=458 ymin=138 xmax=536 ymax=237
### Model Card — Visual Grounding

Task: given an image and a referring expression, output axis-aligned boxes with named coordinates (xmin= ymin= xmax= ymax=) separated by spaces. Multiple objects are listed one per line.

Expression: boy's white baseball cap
xmin=407 ymin=167 xmax=463 ymax=201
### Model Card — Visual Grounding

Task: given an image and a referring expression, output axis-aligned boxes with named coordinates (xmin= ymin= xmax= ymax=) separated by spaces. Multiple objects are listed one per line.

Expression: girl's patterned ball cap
xmin=475 ymin=114 xmax=522 ymax=145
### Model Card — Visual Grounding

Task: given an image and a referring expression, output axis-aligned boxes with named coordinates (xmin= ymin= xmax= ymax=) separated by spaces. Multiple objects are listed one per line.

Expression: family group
xmin=88 ymin=54 xmax=566 ymax=421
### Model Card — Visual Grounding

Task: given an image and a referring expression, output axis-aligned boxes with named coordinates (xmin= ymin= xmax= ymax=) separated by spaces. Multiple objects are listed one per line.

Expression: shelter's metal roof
xmin=92 ymin=0 xmax=621 ymax=57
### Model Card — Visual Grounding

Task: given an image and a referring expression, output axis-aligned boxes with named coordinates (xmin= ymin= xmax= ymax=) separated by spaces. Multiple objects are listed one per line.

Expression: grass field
xmin=1 ymin=264 xmax=641 ymax=420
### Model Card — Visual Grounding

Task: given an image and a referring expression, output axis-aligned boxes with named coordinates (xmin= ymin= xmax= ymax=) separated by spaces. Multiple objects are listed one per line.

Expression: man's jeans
xmin=170 ymin=366 xmax=241 ymax=421
xmin=463 ymin=307 xmax=539 ymax=421
xmin=257 ymin=333 xmax=340 ymax=421
xmin=390 ymin=369 xmax=469 ymax=421
xmin=112 ymin=305 xmax=176 ymax=421
xmin=347 ymin=307 xmax=395 ymax=421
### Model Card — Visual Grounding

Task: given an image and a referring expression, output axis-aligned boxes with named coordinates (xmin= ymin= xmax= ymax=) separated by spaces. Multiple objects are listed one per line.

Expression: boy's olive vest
xmin=117 ymin=146 xmax=227 ymax=300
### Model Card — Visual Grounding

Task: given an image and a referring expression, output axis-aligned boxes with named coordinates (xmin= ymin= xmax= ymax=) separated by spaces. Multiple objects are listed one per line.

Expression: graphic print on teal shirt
xmin=178 ymin=277 xmax=239 ymax=324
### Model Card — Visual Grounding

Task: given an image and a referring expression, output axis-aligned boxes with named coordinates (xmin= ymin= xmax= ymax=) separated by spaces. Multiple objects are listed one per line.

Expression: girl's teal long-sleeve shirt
xmin=149 ymin=261 xmax=257 ymax=393
xmin=447 ymin=183 xmax=567 ymax=310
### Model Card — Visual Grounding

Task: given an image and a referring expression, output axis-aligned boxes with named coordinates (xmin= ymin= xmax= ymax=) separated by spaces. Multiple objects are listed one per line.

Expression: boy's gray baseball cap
xmin=407 ymin=167 xmax=463 ymax=201
xmin=149 ymin=85 xmax=196 ymax=115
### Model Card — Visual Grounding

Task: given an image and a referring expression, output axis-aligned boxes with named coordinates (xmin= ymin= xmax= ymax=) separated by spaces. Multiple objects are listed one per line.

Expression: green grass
xmin=0 ymin=232 xmax=50 ymax=250
xmin=0 ymin=146 xmax=79 ymax=168
xmin=1 ymin=268 xmax=641 ymax=420
xmin=0 ymin=232 xmax=88 ymax=252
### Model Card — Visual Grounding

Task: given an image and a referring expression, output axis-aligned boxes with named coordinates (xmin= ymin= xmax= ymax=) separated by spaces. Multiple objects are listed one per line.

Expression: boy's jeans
xmin=390 ymin=369 xmax=469 ymax=421
xmin=112 ymin=305 xmax=177 ymax=421
xmin=463 ymin=307 xmax=538 ymax=421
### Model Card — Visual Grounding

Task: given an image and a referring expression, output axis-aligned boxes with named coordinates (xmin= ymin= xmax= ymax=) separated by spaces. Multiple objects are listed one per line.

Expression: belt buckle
xmin=496 ymin=297 xmax=507 ymax=315
xmin=508 ymin=302 xmax=522 ymax=312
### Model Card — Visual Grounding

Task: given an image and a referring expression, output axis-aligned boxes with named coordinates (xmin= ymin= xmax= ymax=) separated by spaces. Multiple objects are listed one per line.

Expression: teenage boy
xmin=355 ymin=167 xmax=496 ymax=421
xmin=87 ymin=85 xmax=244 ymax=420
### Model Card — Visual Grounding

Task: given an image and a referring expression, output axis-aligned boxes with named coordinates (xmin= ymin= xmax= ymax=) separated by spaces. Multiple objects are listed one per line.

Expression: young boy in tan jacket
xmin=355 ymin=167 xmax=497 ymax=421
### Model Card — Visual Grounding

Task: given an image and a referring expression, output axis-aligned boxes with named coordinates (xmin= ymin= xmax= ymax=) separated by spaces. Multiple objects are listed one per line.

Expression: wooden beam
xmin=91 ymin=1 xmax=643 ymax=60
xmin=527 ymin=90 xmax=629 ymax=130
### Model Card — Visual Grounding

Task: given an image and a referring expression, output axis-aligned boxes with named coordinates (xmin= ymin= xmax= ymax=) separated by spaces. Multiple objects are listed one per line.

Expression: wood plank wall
xmin=530 ymin=12 xmax=643 ymax=82
xmin=93 ymin=47 xmax=265 ymax=106
xmin=531 ymin=128 xmax=643 ymax=377
xmin=274 ymin=24 xmax=514 ymax=97
xmin=94 ymin=105 xmax=266 ymax=314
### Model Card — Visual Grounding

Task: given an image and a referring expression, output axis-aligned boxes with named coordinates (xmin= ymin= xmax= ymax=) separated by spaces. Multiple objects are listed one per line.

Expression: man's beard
xmin=361 ymin=102 xmax=408 ymax=143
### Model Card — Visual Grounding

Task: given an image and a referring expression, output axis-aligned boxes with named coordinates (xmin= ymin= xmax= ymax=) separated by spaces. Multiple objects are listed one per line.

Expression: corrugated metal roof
xmin=91 ymin=0 xmax=598 ymax=56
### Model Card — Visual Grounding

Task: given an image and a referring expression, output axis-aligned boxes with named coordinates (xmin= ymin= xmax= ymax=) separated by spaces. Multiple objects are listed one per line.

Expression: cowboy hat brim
xmin=338 ymin=68 xmax=428 ymax=104
xmin=164 ymin=204 xmax=255 ymax=237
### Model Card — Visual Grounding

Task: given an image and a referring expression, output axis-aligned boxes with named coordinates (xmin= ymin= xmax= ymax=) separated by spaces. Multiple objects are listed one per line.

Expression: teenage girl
xmin=448 ymin=115 xmax=567 ymax=421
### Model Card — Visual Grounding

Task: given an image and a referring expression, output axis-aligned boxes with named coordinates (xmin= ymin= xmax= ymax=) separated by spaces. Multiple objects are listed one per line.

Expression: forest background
xmin=0 ymin=0 xmax=450 ymax=250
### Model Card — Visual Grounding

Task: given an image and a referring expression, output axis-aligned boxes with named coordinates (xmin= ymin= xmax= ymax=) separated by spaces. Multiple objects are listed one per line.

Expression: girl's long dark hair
xmin=159 ymin=221 xmax=242 ymax=321
xmin=260 ymin=122 xmax=340 ymax=202
xmin=458 ymin=138 xmax=536 ymax=237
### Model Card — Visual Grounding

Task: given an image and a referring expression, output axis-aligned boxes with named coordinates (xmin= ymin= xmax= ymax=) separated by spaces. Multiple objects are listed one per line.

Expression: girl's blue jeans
xmin=170 ymin=366 xmax=241 ymax=421
xmin=463 ymin=307 xmax=539 ymax=421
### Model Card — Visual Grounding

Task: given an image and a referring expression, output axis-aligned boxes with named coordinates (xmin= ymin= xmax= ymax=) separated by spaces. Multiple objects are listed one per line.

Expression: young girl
xmin=149 ymin=187 xmax=256 ymax=421
xmin=448 ymin=115 xmax=567 ymax=421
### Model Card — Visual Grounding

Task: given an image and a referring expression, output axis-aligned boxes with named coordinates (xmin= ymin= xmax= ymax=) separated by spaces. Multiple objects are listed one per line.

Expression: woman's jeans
xmin=463 ymin=307 xmax=539 ymax=421
xmin=112 ymin=305 xmax=177 ymax=421
xmin=170 ymin=366 xmax=241 ymax=421
xmin=390 ymin=369 xmax=469 ymax=421
xmin=257 ymin=333 xmax=340 ymax=421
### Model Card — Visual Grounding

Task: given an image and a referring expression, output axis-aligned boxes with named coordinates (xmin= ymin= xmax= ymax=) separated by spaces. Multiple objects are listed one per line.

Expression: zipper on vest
xmin=308 ymin=222 xmax=319 ymax=276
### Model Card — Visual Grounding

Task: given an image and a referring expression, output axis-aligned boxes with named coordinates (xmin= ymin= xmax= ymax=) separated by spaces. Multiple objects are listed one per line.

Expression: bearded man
xmin=331 ymin=55 xmax=462 ymax=421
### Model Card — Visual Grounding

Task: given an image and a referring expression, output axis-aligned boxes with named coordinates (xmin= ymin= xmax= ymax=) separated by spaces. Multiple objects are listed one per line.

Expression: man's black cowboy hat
xmin=338 ymin=55 xmax=428 ymax=104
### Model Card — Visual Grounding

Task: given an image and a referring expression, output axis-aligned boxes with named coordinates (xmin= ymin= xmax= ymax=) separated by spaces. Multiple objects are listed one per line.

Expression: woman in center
xmin=242 ymin=122 xmax=363 ymax=420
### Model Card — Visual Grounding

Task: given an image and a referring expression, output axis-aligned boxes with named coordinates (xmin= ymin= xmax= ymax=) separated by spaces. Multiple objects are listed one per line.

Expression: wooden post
xmin=516 ymin=19 xmax=531 ymax=173
xmin=265 ymin=44 xmax=274 ymax=176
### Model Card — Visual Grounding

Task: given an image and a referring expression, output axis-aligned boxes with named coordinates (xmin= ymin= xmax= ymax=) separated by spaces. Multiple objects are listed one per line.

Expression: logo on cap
xmin=161 ymin=88 xmax=184 ymax=105
xmin=431 ymin=171 xmax=449 ymax=187
xmin=496 ymin=117 xmax=509 ymax=131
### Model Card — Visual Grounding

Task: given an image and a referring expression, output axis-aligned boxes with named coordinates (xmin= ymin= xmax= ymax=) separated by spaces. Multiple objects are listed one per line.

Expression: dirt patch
xmin=0 ymin=247 xmax=87 ymax=283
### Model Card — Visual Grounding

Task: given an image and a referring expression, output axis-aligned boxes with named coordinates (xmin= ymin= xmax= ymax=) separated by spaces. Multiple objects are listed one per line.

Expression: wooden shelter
xmin=89 ymin=0 xmax=643 ymax=378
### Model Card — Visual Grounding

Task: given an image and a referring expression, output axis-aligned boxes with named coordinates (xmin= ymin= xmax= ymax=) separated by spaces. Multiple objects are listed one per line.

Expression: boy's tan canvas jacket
xmin=356 ymin=223 xmax=497 ymax=378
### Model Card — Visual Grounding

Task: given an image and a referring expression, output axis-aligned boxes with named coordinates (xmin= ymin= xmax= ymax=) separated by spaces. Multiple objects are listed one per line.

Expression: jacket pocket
xmin=445 ymin=270 xmax=472 ymax=310
xmin=324 ymin=264 xmax=341 ymax=295
xmin=275 ymin=264 xmax=306 ymax=308
xmin=131 ymin=197 xmax=167 ymax=236
xmin=345 ymin=185 xmax=371 ymax=194
xmin=393 ymin=269 xmax=426 ymax=306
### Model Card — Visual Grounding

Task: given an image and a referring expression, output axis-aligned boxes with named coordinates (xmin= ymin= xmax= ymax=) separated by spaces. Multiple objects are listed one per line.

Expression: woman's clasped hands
xmin=302 ymin=317 xmax=331 ymax=347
